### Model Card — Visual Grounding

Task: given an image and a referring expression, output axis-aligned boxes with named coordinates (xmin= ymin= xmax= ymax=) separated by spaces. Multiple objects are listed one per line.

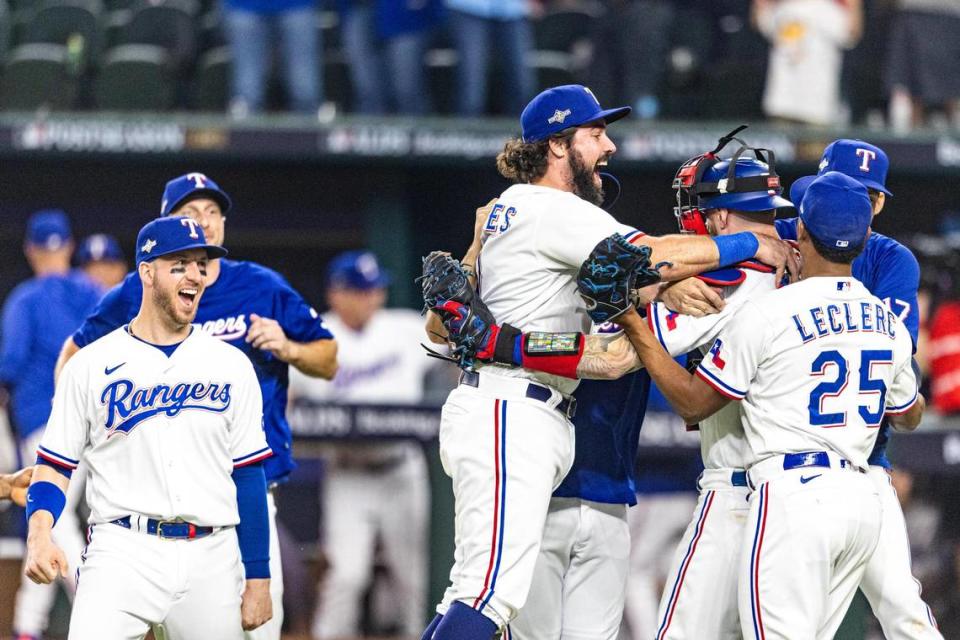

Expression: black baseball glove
xmin=418 ymin=251 xmax=503 ymax=369
xmin=577 ymin=233 xmax=668 ymax=323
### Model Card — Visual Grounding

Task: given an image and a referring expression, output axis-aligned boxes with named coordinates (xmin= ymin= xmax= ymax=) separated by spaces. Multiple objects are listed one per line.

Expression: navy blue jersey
xmin=72 ymin=259 xmax=334 ymax=482
xmin=554 ymin=370 xmax=652 ymax=506
xmin=775 ymin=218 xmax=920 ymax=468
xmin=0 ymin=271 xmax=101 ymax=438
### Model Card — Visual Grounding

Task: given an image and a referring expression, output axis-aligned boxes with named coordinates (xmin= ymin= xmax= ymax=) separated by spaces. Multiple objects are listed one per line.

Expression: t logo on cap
xmin=186 ymin=173 xmax=208 ymax=189
xmin=180 ymin=218 xmax=201 ymax=239
xmin=856 ymin=148 xmax=877 ymax=172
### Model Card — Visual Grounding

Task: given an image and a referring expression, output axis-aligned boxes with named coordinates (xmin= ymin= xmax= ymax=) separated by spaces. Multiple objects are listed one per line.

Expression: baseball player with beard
xmin=24 ymin=216 xmax=273 ymax=638
xmin=777 ymin=139 xmax=942 ymax=639
xmin=420 ymin=85 xmax=798 ymax=640
xmin=431 ymin=135 xmax=794 ymax=640
xmin=620 ymin=172 xmax=925 ymax=639
xmin=54 ymin=173 xmax=339 ymax=640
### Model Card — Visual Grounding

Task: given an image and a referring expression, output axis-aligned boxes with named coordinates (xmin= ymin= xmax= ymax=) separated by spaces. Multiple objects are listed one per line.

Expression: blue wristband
xmin=713 ymin=232 xmax=760 ymax=268
xmin=25 ymin=482 xmax=66 ymax=525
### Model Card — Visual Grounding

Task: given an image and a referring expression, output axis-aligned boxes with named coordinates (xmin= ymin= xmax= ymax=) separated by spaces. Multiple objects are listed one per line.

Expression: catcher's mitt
xmin=417 ymin=251 xmax=498 ymax=369
xmin=577 ymin=233 xmax=668 ymax=323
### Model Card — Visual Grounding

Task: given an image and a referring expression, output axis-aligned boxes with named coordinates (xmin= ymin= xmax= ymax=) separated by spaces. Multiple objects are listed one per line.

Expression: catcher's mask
xmin=673 ymin=125 xmax=793 ymax=235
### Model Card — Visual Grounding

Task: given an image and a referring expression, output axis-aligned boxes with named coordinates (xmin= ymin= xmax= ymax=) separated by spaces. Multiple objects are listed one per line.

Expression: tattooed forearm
xmin=575 ymin=332 xmax=643 ymax=380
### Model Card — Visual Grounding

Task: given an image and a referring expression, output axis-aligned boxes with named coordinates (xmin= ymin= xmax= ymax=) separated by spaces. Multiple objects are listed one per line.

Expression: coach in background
xmin=55 ymin=173 xmax=338 ymax=640
xmin=0 ymin=210 xmax=101 ymax=640
xmin=76 ymin=233 xmax=127 ymax=292
xmin=289 ymin=251 xmax=433 ymax=639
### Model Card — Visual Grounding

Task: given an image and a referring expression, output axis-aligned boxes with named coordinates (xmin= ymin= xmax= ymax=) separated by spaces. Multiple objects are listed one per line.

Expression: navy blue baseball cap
xmin=327 ymin=251 xmax=390 ymax=290
xmin=135 ymin=216 xmax=228 ymax=265
xmin=26 ymin=209 xmax=72 ymax=250
xmin=799 ymin=172 xmax=873 ymax=251
xmin=160 ymin=172 xmax=232 ymax=217
xmin=521 ymin=85 xmax=631 ymax=143
xmin=791 ymin=139 xmax=892 ymax=206
xmin=77 ymin=233 xmax=125 ymax=265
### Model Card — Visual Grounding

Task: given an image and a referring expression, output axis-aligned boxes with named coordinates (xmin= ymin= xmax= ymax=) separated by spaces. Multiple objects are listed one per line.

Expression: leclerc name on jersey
xmin=100 ymin=379 xmax=233 ymax=436
xmin=792 ymin=301 xmax=898 ymax=344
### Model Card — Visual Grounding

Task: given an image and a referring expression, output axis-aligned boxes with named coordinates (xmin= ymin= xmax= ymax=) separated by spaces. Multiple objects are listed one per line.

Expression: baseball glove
xmin=418 ymin=251 xmax=498 ymax=369
xmin=577 ymin=233 xmax=667 ymax=323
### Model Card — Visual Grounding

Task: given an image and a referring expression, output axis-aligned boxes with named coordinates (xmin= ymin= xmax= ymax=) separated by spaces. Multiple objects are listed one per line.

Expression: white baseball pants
xmin=69 ymin=523 xmax=245 ymax=639
xmin=860 ymin=466 xmax=943 ymax=639
xmin=649 ymin=470 xmax=749 ymax=640
xmin=739 ymin=455 xmax=881 ymax=640
xmin=312 ymin=445 xmax=428 ymax=638
xmin=436 ymin=376 xmax=575 ymax=629
xmin=509 ymin=498 xmax=629 ymax=640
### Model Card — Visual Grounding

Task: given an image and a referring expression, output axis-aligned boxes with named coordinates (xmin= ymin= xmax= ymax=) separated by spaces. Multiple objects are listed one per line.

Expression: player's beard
xmin=152 ymin=273 xmax=197 ymax=331
xmin=568 ymin=147 xmax=604 ymax=207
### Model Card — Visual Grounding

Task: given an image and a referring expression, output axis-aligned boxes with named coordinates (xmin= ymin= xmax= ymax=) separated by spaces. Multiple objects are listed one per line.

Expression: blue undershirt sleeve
xmin=232 ymin=462 xmax=270 ymax=579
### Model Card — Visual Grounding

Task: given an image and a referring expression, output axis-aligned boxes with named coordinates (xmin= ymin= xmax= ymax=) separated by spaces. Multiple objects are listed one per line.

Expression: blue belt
xmin=782 ymin=451 xmax=849 ymax=471
xmin=112 ymin=516 xmax=214 ymax=540
xmin=731 ymin=470 xmax=747 ymax=487
xmin=460 ymin=370 xmax=577 ymax=419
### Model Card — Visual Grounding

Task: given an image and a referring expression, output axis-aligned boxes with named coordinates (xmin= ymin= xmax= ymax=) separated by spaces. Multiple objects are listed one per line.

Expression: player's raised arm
xmin=634 ymin=229 xmax=798 ymax=285
xmin=424 ymin=200 xmax=496 ymax=343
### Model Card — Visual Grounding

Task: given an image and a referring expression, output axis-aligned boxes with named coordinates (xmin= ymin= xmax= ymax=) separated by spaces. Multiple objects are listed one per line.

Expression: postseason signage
xmin=0 ymin=115 xmax=958 ymax=171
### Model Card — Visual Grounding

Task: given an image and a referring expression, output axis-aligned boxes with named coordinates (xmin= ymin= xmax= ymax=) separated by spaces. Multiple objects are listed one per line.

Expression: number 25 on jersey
xmin=809 ymin=349 xmax=892 ymax=428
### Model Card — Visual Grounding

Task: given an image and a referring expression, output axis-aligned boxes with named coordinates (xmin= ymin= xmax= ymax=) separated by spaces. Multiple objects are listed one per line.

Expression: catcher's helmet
xmin=673 ymin=126 xmax=793 ymax=235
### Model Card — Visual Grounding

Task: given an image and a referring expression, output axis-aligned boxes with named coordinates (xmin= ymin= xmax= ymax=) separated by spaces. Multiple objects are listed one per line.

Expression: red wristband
xmin=519 ymin=332 xmax=585 ymax=379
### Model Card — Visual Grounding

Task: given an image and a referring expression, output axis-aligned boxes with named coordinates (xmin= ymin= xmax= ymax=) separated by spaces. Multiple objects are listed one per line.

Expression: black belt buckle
xmin=560 ymin=397 xmax=577 ymax=419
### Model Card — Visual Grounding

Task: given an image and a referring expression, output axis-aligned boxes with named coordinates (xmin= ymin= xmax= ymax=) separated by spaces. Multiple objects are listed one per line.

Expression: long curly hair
xmin=496 ymin=129 xmax=576 ymax=183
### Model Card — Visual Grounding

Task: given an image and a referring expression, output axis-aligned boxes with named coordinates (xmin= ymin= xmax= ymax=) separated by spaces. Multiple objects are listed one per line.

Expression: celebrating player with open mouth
xmin=24 ymin=216 xmax=273 ymax=639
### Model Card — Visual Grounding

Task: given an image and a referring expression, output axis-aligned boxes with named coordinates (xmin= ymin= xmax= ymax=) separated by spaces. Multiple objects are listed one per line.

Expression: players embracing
xmin=420 ymin=85 xmax=800 ymax=640
xmin=427 ymin=110 xmax=939 ymax=639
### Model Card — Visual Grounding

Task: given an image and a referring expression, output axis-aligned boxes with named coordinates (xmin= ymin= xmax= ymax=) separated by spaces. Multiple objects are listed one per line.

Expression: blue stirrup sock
xmin=431 ymin=602 xmax=498 ymax=640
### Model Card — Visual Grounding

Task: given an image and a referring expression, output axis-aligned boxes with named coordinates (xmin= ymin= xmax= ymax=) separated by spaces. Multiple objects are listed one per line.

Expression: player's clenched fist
xmin=246 ymin=314 xmax=293 ymax=360
xmin=24 ymin=514 xmax=69 ymax=585
xmin=240 ymin=578 xmax=273 ymax=630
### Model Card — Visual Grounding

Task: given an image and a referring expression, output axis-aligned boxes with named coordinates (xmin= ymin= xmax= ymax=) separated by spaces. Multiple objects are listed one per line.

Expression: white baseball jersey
xmin=289 ymin=309 xmax=431 ymax=404
xmin=648 ymin=268 xmax=776 ymax=469
xmin=39 ymin=326 xmax=270 ymax=527
xmin=696 ymin=277 xmax=918 ymax=469
xmin=477 ymin=183 xmax=640 ymax=395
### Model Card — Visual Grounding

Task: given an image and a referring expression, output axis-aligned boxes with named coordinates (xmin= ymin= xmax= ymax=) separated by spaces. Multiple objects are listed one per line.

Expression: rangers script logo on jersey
xmin=100 ymin=378 xmax=232 ymax=436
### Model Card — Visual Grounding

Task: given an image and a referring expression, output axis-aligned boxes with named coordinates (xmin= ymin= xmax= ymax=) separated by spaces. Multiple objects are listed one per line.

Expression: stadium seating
xmin=20 ymin=0 xmax=102 ymax=71
xmin=0 ymin=43 xmax=79 ymax=110
xmin=194 ymin=44 xmax=229 ymax=111
xmin=120 ymin=0 xmax=198 ymax=74
xmin=94 ymin=43 xmax=175 ymax=110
